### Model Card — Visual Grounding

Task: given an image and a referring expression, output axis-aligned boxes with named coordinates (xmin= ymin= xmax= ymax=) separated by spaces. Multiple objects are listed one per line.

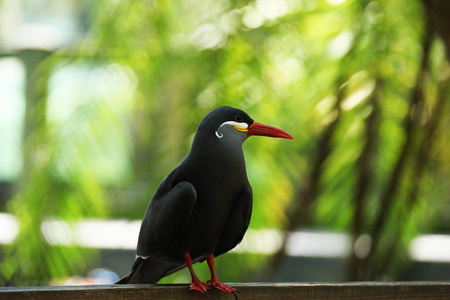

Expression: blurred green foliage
xmin=1 ymin=0 xmax=450 ymax=285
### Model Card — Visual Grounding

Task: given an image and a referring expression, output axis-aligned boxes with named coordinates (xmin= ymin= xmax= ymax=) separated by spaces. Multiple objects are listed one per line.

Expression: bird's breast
xmin=174 ymin=154 xmax=248 ymax=254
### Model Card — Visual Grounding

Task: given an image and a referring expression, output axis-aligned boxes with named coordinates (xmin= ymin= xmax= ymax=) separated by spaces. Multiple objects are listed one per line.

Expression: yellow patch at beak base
xmin=234 ymin=125 xmax=248 ymax=133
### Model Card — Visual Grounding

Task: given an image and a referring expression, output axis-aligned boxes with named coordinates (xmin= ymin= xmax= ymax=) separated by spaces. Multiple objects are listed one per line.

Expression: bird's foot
xmin=208 ymin=278 xmax=240 ymax=299
xmin=189 ymin=278 xmax=212 ymax=295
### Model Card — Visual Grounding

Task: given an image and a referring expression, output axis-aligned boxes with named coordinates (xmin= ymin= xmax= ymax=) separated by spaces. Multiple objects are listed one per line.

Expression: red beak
xmin=247 ymin=121 xmax=294 ymax=140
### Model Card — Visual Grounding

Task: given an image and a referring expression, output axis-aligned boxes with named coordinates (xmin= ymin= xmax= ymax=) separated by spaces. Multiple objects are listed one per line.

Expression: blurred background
xmin=1 ymin=0 xmax=450 ymax=286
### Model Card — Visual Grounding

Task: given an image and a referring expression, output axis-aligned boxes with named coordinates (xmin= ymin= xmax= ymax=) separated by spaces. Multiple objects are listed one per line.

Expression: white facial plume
xmin=215 ymin=121 xmax=248 ymax=139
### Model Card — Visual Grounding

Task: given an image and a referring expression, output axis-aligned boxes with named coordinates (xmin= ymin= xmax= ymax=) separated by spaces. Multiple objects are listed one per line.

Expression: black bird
xmin=117 ymin=106 xmax=293 ymax=296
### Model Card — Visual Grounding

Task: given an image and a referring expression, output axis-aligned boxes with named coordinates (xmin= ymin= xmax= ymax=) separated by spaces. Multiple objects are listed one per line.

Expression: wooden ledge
xmin=1 ymin=282 xmax=450 ymax=300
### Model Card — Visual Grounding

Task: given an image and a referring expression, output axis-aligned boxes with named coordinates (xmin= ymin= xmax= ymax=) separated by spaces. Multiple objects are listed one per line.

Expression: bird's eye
xmin=234 ymin=115 xmax=244 ymax=123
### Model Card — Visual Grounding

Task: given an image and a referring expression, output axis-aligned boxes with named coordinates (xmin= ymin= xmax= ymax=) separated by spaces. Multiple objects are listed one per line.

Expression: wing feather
xmin=137 ymin=175 xmax=197 ymax=257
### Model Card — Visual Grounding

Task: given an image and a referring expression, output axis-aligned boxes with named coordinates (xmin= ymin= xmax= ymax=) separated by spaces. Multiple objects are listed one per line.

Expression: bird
xmin=117 ymin=106 xmax=293 ymax=297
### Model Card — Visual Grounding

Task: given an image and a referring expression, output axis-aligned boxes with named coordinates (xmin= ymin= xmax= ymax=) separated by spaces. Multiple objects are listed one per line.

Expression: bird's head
xmin=195 ymin=106 xmax=293 ymax=146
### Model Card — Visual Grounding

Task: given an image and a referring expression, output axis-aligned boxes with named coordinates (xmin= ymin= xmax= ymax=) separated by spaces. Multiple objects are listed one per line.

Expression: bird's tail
xmin=115 ymin=256 xmax=145 ymax=284
xmin=115 ymin=256 xmax=181 ymax=284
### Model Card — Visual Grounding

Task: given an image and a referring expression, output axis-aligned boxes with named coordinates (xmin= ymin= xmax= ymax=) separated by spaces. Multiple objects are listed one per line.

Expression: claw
xmin=231 ymin=291 xmax=238 ymax=300
xmin=208 ymin=278 xmax=239 ymax=298
xmin=189 ymin=279 xmax=212 ymax=295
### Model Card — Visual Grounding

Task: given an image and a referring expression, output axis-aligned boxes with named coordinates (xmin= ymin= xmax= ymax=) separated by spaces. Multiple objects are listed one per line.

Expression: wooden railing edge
xmin=1 ymin=282 xmax=450 ymax=300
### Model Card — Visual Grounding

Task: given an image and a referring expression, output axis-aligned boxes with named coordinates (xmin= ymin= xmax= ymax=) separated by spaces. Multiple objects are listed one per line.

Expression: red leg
xmin=184 ymin=253 xmax=211 ymax=294
xmin=206 ymin=254 xmax=239 ymax=297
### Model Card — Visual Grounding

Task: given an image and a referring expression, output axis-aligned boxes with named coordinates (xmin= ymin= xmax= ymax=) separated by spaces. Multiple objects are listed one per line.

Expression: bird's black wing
xmin=137 ymin=172 xmax=197 ymax=257
xmin=214 ymin=185 xmax=253 ymax=257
